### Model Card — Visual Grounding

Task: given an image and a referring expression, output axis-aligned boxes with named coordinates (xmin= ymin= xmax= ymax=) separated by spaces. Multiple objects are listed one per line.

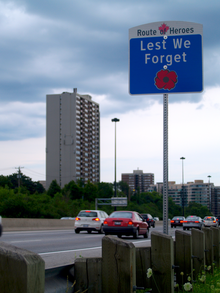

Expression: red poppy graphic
xmin=155 ymin=69 xmax=178 ymax=90
xmin=159 ymin=23 xmax=169 ymax=34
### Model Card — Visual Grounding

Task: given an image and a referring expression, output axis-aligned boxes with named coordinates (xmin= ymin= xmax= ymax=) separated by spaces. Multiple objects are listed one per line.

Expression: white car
xmin=0 ymin=216 xmax=2 ymax=236
xmin=74 ymin=210 xmax=108 ymax=234
xmin=203 ymin=216 xmax=218 ymax=227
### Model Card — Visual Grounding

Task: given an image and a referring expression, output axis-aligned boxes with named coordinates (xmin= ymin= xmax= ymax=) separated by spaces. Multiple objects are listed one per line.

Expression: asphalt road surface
xmin=0 ymin=224 xmax=183 ymax=269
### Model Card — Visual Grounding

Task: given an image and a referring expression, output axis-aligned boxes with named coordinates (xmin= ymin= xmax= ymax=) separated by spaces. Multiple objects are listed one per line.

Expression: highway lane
xmin=0 ymin=225 xmax=181 ymax=269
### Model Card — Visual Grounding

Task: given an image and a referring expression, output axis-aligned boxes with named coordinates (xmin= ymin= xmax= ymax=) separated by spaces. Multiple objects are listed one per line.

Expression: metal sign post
xmin=163 ymin=93 xmax=168 ymax=234
xmin=129 ymin=21 xmax=203 ymax=234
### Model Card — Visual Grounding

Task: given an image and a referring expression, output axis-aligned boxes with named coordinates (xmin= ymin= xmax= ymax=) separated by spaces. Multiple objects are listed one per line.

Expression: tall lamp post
xmin=208 ymin=175 xmax=211 ymax=212
xmin=180 ymin=157 xmax=185 ymax=217
xmin=112 ymin=118 xmax=120 ymax=198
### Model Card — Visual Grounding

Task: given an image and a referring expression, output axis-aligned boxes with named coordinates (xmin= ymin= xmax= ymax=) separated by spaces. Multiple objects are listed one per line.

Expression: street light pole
xmin=180 ymin=157 xmax=185 ymax=217
xmin=111 ymin=118 xmax=120 ymax=198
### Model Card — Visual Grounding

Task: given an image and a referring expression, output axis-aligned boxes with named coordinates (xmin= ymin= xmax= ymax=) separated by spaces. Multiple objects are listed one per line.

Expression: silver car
xmin=203 ymin=216 xmax=218 ymax=227
xmin=183 ymin=215 xmax=204 ymax=230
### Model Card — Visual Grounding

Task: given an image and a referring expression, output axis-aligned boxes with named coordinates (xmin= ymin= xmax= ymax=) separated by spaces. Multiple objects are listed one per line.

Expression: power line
xmin=24 ymin=168 xmax=45 ymax=177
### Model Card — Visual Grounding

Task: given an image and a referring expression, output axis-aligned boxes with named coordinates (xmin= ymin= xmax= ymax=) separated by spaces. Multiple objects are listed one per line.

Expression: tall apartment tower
xmin=46 ymin=88 xmax=100 ymax=189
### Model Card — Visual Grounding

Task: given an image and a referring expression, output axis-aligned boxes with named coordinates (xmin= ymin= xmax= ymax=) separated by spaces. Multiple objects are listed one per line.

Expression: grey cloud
xmin=0 ymin=0 xmax=219 ymax=121
xmin=0 ymin=102 xmax=45 ymax=141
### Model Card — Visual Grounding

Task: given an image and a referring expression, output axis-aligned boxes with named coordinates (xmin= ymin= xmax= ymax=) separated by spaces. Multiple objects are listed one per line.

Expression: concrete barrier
xmin=1 ymin=219 xmax=162 ymax=232
xmin=2 ymin=218 xmax=75 ymax=231
xmin=0 ymin=241 xmax=45 ymax=293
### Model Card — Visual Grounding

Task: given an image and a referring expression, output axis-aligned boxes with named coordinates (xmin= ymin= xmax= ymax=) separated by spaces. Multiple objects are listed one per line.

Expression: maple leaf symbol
xmin=159 ymin=23 xmax=169 ymax=34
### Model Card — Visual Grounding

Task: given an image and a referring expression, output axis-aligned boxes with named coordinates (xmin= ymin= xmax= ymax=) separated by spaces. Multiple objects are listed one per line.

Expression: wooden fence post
xmin=211 ymin=227 xmax=220 ymax=268
xmin=102 ymin=236 xmax=136 ymax=293
xmin=151 ymin=231 xmax=174 ymax=293
xmin=202 ymin=227 xmax=213 ymax=270
xmin=175 ymin=230 xmax=193 ymax=287
xmin=136 ymin=247 xmax=152 ymax=289
xmin=191 ymin=229 xmax=205 ymax=280
xmin=74 ymin=257 xmax=102 ymax=293
xmin=0 ymin=241 xmax=45 ymax=293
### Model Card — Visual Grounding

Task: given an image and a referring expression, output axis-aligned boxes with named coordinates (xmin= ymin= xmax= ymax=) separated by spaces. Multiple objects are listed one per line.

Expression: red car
xmin=103 ymin=211 xmax=149 ymax=239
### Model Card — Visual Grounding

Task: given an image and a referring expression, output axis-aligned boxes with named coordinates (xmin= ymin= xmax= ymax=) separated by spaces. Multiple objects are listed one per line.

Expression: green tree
xmin=0 ymin=175 xmax=12 ymax=189
xmin=47 ymin=180 xmax=61 ymax=197
xmin=2 ymin=173 xmax=45 ymax=194
xmin=118 ymin=181 xmax=129 ymax=197
xmin=62 ymin=180 xmax=82 ymax=200
xmin=185 ymin=202 xmax=212 ymax=218
xmin=83 ymin=180 xmax=98 ymax=202
xmin=96 ymin=182 xmax=113 ymax=198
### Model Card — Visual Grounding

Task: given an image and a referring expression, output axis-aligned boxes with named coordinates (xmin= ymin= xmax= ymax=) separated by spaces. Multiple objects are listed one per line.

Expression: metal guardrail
xmin=45 ymin=264 xmax=75 ymax=293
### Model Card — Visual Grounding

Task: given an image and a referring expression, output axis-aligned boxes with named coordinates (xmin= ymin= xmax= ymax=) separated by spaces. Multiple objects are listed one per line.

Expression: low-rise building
xmin=150 ymin=180 xmax=220 ymax=215
xmin=121 ymin=169 xmax=154 ymax=193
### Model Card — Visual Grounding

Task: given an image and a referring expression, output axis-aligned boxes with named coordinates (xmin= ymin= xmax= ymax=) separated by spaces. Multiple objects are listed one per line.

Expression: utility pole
xmin=15 ymin=166 xmax=24 ymax=188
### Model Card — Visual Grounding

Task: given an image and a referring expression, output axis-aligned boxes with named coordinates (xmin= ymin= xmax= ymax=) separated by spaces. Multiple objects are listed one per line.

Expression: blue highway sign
xmin=129 ymin=21 xmax=203 ymax=95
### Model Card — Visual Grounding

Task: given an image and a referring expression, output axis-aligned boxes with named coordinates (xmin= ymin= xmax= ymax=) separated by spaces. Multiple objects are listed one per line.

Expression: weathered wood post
xmin=151 ymin=231 xmax=174 ymax=293
xmin=102 ymin=236 xmax=136 ymax=293
xmin=136 ymin=247 xmax=152 ymax=289
xmin=211 ymin=227 xmax=220 ymax=268
xmin=0 ymin=241 xmax=45 ymax=293
xmin=175 ymin=230 xmax=193 ymax=287
xmin=74 ymin=257 xmax=102 ymax=293
xmin=202 ymin=227 xmax=213 ymax=270
xmin=191 ymin=229 xmax=205 ymax=279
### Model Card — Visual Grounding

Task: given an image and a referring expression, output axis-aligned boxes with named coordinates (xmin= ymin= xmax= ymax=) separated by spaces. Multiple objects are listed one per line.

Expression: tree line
xmin=0 ymin=173 xmax=211 ymax=219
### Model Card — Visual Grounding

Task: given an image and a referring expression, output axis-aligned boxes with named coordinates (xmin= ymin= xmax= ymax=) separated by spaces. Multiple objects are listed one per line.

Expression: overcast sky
xmin=0 ymin=0 xmax=220 ymax=187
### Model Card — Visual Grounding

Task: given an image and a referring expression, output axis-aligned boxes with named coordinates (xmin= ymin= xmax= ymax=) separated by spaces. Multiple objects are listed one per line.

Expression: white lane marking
xmin=3 ymin=229 xmax=74 ymax=235
xmin=39 ymin=246 xmax=102 ymax=255
xmin=132 ymin=239 xmax=151 ymax=244
xmin=38 ymin=239 xmax=150 ymax=256
xmin=9 ymin=240 xmax=41 ymax=243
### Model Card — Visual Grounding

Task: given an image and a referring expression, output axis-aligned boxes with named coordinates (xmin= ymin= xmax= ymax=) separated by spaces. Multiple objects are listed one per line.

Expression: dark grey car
xmin=141 ymin=213 xmax=155 ymax=228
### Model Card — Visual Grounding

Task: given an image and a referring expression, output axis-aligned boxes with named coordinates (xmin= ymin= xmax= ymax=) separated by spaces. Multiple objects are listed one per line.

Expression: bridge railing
xmin=0 ymin=227 xmax=219 ymax=292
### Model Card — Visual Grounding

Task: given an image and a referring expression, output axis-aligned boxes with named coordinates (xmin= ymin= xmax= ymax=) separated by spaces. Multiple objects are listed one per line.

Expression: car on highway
xmin=74 ymin=210 xmax=108 ymax=234
xmin=203 ymin=216 xmax=218 ymax=227
xmin=216 ymin=216 xmax=220 ymax=226
xmin=103 ymin=211 xmax=149 ymax=239
xmin=0 ymin=216 xmax=2 ymax=236
xmin=170 ymin=216 xmax=185 ymax=228
xmin=183 ymin=215 xmax=204 ymax=230
xmin=140 ymin=213 xmax=155 ymax=228
xmin=153 ymin=217 xmax=159 ymax=221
